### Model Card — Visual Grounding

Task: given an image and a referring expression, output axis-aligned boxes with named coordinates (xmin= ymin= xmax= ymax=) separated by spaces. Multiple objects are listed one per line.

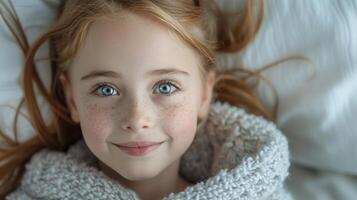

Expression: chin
xmin=121 ymin=168 xmax=162 ymax=181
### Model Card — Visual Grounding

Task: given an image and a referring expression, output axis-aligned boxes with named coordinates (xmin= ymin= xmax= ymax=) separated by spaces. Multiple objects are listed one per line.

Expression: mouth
xmin=115 ymin=141 xmax=165 ymax=148
xmin=113 ymin=141 xmax=165 ymax=156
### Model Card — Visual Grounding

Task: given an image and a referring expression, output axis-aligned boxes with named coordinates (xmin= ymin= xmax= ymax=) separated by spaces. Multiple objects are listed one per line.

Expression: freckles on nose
xmin=110 ymin=103 xmax=139 ymax=121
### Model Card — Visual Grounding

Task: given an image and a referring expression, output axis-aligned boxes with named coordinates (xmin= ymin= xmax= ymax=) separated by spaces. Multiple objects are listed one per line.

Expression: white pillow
xmin=215 ymin=0 xmax=357 ymax=175
xmin=1 ymin=0 xmax=357 ymax=175
xmin=0 ymin=0 xmax=56 ymax=143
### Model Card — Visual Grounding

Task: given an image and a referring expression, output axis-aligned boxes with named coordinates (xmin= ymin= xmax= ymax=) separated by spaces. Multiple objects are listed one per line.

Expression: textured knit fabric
xmin=6 ymin=101 xmax=292 ymax=200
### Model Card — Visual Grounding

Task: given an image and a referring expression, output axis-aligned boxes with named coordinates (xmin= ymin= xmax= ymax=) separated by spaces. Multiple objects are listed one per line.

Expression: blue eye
xmin=94 ymin=84 xmax=118 ymax=97
xmin=155 ymin=80 xmax=180 ymax=96
xmin=92 ymin=80 xmax=180 ymax=97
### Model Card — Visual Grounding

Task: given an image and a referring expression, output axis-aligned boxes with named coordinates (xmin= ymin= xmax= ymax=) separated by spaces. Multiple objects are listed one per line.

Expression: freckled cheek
xmin=78 ymin=103 xmax=113 ymax=144
xmin=163 ymin=103 xmax=198 ymax=141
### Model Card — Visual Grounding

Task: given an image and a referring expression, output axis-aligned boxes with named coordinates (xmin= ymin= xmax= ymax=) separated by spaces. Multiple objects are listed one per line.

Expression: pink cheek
xmin=163 ymin=102 xmax=198 ymax=140
xmin=79 ymin=104 xmax=112 ymax=142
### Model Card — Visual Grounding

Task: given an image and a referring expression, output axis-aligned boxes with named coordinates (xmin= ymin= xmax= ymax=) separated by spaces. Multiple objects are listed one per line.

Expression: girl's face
xmin=60 ymin=11 xmax=215 ymax=181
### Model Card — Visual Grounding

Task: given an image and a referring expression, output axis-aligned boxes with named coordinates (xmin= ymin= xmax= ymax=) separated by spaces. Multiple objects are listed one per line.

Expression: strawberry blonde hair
xmin=0 ymin=0 xmax=279 ymax=197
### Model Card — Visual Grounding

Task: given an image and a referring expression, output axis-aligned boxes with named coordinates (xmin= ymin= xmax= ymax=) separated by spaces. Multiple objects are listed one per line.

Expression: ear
xmin=59 ymin=73 xmax=80 ymax=123
xmin=198 ymin=70 xmax=216 ymax=120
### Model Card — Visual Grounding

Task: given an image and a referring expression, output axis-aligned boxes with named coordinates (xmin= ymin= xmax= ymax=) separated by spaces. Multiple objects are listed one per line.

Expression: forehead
xmin=70 ymin=10 xmax=202 ymax=80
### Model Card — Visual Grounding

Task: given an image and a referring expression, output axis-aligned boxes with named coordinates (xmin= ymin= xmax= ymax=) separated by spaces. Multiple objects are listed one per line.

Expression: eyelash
xmin=91 ymin=80 xmax=181 ymax=97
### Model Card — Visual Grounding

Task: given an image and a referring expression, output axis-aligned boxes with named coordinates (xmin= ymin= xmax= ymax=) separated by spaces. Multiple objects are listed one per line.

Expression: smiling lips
xmin=114 ymin=141 xmax=164 ymax=156
xmin=116 ymin=141 xmax=163 ymax=148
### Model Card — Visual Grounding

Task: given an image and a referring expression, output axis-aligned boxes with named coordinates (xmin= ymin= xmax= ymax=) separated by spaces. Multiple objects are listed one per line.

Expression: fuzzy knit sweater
xmin=6 ymin=101 xmax=292 ymax=200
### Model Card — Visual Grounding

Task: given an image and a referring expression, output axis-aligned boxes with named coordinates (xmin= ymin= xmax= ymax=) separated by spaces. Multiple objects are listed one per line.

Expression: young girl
xmin=1 ymin=0 xmax=292 ymax=199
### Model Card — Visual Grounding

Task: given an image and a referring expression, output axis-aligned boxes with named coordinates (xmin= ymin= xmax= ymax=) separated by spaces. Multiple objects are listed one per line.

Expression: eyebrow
xmin=80 ymin=68 xmax=190 ymax=81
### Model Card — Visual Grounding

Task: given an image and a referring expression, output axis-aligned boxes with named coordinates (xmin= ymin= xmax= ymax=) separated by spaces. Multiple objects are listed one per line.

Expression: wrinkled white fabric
xmin=286 ymin=165 xmax=357 ymax=200
xmin=0 ymin=0 xmax=56 ymax=143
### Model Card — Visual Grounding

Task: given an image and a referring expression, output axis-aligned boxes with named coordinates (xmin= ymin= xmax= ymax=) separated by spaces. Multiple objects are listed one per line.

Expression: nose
xmin=120 ymin=98 xmax=154 ymax=133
